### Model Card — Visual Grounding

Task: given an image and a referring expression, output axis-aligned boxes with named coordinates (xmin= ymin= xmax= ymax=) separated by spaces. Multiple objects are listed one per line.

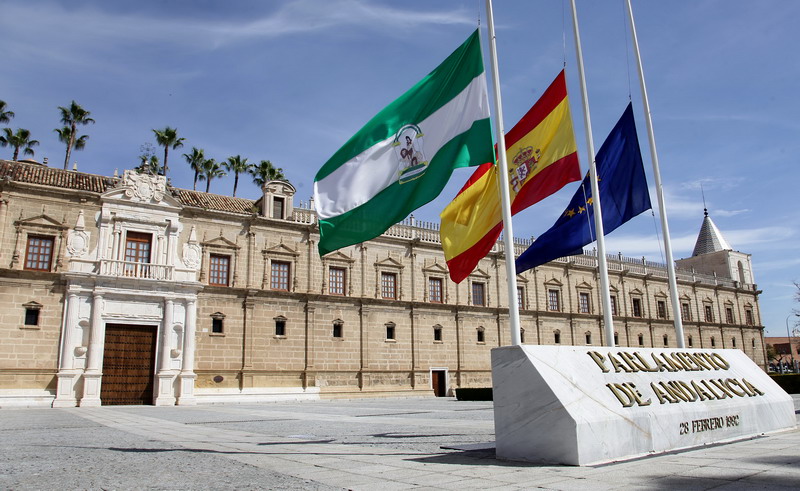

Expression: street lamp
xmin=787 ymin=314 xmax=797 ymax=373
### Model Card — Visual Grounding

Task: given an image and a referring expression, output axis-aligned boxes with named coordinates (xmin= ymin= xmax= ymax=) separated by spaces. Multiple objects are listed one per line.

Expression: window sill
xmin=433 ymin=340 xmax=443 ymax=344
xmin=209 ymin=333 xmax=225 ymax=337
xmin=273 ymin=335 xmax=286 ymax=339
xmin=19 ymin=325 xmax=41 ymax=330
xmin=385 ymin=339 xmax=396 ymax=343
xmin=476 ymin=342 xmax=486 ymax=345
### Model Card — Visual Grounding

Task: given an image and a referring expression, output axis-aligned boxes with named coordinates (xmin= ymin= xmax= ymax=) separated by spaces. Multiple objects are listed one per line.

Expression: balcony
xmin=99 ymin=259 xmax=174 ymax=281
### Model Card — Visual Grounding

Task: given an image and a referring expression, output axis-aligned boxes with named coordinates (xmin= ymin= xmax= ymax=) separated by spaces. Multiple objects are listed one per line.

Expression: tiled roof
xmin=0 ymin=159 xmax=112 ymax=193
xmin=0 ymin=159 xmax=256 ymax=214
xmin=175 ymin=190 xmax=256 ymax=214
xmin=691 ymin=210 xmax=732 ymax=256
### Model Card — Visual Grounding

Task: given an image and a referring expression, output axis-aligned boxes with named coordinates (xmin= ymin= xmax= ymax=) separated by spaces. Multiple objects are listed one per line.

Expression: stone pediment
xmin=470 ymin=267 xmax=490 ymax=280
xmin=323 ymin=251 xmax=354 ymax=264
xmin=264 ymin=180 xmax=296 ymax=196
xmin=375 ymin=256 xmax=404 ymax=270
xmin=101 ymin=170 xmax=183 ymax=209
xmin=544 ymin=277 xmax=563 ymax=287
xmin=263 ymin=242 xmax=299 ymax=257
xmin=203 ymin=235 xmax=238 ymax=250
xmin=629 ymin=288 xmax=643 ymax=296
xmin=423 ymin=262 xmax=449 ymax=275
xmin=15 ymin=213 xmax=64 ymax=230
xmin=575 ymin=281 xmax=593 ymax=290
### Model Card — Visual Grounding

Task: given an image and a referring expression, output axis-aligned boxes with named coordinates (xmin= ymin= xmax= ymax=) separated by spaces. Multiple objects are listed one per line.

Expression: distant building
xmin=0 ymin=160 xmax=765 ymax=407
xmin=764 ymin=336 xmax=799 ymax=371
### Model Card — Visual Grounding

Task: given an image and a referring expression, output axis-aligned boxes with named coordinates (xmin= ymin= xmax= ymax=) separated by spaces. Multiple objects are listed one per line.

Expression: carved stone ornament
xmin=122 ymin=170 xmax=167 ymax=202
xmin=183 ymin=243 xmax=202 ymax=269
xmin=66 ymin=230 xmax=90 ymax=257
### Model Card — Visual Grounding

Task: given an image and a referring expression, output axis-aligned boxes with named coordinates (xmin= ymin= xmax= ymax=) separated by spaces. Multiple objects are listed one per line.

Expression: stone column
xmin=79 ymin=293 xmax=104 ymax=407
xmin=177 ymin=298 xmax=197 ymax=405
xmin=53 ymin=291 xmax=81 ymax=407
xmin=155 ymin=298 xmax=176 ymax=406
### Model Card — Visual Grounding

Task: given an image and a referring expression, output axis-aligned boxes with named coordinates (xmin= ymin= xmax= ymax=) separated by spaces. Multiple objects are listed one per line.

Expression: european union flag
xmin=515 ymin=103 xmax=651 ymax=273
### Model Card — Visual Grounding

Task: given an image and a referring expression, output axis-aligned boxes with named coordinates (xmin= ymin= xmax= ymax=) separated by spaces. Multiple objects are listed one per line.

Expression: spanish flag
xmin=440 ymin=70 xmax=580 ymax=283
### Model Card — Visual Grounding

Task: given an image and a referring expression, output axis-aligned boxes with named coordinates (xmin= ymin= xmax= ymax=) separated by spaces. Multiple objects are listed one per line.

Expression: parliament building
xmin=0 ymin=159 xmax=765 ymax=407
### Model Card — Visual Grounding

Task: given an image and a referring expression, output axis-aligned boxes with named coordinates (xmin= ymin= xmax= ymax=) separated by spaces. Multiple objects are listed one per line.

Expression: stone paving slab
xmin=1 ymin=396 xmax=799 ymax=489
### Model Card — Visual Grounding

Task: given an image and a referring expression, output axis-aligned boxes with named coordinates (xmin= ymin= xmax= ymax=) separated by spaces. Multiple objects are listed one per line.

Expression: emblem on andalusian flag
xmin=393 ymin=124 xmax=428 ymax=184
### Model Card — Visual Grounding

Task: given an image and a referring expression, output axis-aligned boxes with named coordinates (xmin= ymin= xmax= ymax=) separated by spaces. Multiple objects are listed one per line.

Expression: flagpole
xmin=570 ymin=0 xmax=615 ymax=347
xmin=485 ymin=0 xmax=521 ymax=346
xmin=625 ymin=0 xmax=685 ymax=348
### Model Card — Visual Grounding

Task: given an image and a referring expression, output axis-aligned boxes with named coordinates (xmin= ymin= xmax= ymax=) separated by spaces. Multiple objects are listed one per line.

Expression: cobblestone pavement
xmin=1 ymin=396 xmax=799 ymax=490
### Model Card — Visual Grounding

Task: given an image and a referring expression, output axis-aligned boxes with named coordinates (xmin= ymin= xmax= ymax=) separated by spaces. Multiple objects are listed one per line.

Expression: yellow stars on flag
xmin=563 ymin=198 xmax=594 ymax=219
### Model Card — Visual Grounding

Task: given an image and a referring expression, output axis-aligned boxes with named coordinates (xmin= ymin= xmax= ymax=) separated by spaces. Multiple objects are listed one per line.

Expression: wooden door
xmin=100 ymin=324 xmax=157 ymax=405
xmin=431 ymin=370 xmax=447 ymax=397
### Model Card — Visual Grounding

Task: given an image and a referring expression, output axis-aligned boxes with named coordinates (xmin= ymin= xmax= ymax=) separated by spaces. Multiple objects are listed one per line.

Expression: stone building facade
xmin=0 ymin=160 xmax=765 ymax=407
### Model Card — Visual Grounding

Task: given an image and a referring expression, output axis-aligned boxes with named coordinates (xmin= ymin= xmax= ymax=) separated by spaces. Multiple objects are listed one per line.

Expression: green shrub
xmin=455 ymin=387 xmax=493 ymax=401
xmin=770 ymin=374 xmax=800 ymax=394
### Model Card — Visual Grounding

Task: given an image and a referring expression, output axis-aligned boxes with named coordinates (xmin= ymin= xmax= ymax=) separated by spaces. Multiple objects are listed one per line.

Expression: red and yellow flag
xmin=440 ymin=70 xmax=581 ymax=283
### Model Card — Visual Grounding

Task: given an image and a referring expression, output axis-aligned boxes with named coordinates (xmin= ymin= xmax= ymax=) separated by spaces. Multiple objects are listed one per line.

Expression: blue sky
xmin=2 ymin=0 xmax=798 ymax=336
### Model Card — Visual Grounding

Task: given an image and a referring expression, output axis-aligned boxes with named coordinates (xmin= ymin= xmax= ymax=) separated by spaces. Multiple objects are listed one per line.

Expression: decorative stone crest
xmin=122 ymin=170 xmax=167 ymax=203
xmin=182 ymin=226 xmax=201 ymax=269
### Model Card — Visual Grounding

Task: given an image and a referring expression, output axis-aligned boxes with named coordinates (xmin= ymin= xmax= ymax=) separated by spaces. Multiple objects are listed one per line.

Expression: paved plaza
xmin=1 ymin=396 xmax=799 ymax=490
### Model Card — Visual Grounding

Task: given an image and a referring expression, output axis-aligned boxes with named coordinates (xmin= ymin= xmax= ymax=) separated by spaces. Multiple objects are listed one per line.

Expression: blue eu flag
xmin=515 ymin=103 xmax=651 ymax=273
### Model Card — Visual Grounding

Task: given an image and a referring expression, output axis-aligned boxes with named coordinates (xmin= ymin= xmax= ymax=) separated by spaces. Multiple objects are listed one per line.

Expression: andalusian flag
xmin=314 ymin=30 xmax=493 ymax=256
xmin=440 ymin=70 xmax=581 ymax=283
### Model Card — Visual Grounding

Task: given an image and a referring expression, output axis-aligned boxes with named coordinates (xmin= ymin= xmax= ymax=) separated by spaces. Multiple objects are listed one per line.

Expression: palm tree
xmin=250 ymin=159 xmax=286 ymax=189
xmin=198 ymin=158 xmax=226 ymax=193
xmin=152 ymin=126 xmax=185 ymax=178
xmin=0 ymin=128 xmax=39 ymax=161
xmin=183 ymin=147 xmax=206 ymax=191
xmin=222 ymin=155 xmax=251 ymax=197
xmin=0 ymin=101 xmax=14 ymax=124
xmin=57 ymin=101 xmax=95 ymax=170
xmin=55 ymin=126 xmax=89 ymax=165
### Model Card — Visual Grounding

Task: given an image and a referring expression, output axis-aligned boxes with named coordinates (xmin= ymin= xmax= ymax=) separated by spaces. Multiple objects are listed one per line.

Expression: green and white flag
xmin=313 ymin=29 xmax=493 ymax=256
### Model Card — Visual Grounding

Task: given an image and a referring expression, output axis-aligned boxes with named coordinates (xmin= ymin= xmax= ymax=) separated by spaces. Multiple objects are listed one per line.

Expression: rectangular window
xmin=725 ymin=307 xmax=734 ymax=324
xmin=329 ymin=267 xmax=346 ymax=296
xmin=610 ymin=296 xmax=618 ymax=316
xmin=704 ymin=305 xmax=714 ymax=323
xmin=579 ymin=292 xmax=590 ymax=314
xmin=429 ymin=277 xmax=443 ymax=303
xmin=517 ymin=287 xmax=525 ymax=310
xmin=548 ymin=289 xmax=560 ymax=311
xmin=25 ymin=308 xmax=40 ymax=326
xmin=554 ymin=331 xmax=561 ymax=344
xmin=386 ymin=324 xmax=395 ymax=340
xmin=25 ymin=236 xmax=54 ymax=271
xmin=477 ymin=329 xmax=485 ymax=343
xmin=381 ymin=272 xmax=397 ymax=299
xmin=638 ymin=334 xmax=644 ymax=347
xmin=124 ymin=232 xmax=151 ymax=276
xmin=332 ymin=321 xmax=343 ymax=338
xmin=275 ymin=318 xmax=286 ymax=336
xmin=585 ymin=332 xmax=592 ymax=345
xmin=212 ymin=318 xmax=224 ymax=334
xmin=681 ymin=302 xmax=692 ymax=321
xmin=434 ymin=326 xmax=442 ymax=342
xmin=272 ymin=196 xmax=285 ymax=219
xmin=472 ymin=282 xmax=486 ymax=306
xmin=632 ymin=298 xmax=642 ymax=318
xmin=270 ymin=261 xmax=290 ymax=291
xmin=745 ymin=309 xmax=754 ymax=326
xmin=657 ymin=301 xmax=667 ymax=319
xmin=209 ymin=254 xmax=230 ymax=286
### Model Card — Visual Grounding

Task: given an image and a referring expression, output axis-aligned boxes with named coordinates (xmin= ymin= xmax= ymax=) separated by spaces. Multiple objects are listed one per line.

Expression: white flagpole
xmin=625 ymin=0 xmax=685 ymax=348
xmin=485 ymin=0 xmax=521 ymax=346
xmin=570 ymin=0 xmax=615 ymax=347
